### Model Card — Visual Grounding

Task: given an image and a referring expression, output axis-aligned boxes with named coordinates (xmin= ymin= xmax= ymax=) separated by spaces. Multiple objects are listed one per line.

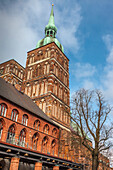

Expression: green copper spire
xmin=36 ymin=4 xmax=64 ymax=53
xmin=45 ymin=4 xmax=57 ymax=37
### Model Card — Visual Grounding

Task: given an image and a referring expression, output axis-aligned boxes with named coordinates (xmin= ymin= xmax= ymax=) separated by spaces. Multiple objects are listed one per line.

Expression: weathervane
xmin=52 ymin=0 xmax=54 ymax=6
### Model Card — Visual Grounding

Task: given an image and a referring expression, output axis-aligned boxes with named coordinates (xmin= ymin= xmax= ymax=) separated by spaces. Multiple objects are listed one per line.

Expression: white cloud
xmin=101 ymin=34 xmax=113 ymax=103
xmin=0 ymin=0 xmax=50 ymax=66
xmin=106 ymin=48 xmax=113 ymax=65
xmin=72 ymin=62 xmax=96 ymax=79
xmin=0 ymin=0 xmax=82 ymax=66
xmin=82 ymin=79 xmax=95 ymax=89
xmin=56 ymin=3 xmax=82 ymax=53
xmin=103 ymin=34 xmax=113 ymax=64
xmin=103 ymin=34 xmax=113 ymax=50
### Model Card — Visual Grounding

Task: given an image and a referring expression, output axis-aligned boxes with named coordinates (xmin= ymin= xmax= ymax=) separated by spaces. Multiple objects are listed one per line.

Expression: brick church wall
xmin=0 ymin=97 xmax=59 ymax=156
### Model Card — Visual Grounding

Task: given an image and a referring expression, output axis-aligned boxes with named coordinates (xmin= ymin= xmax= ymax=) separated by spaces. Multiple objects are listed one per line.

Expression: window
xmin=19 ymin=129 xmax=26 ymax=147
xmin=36 ymin=66 xmax=40 ymax=77
xmin=32 ymin=132 xmax=39 ymax=150
xmin=0 ymin=69 xmax=4 ymax=76
xmin=0 ymin=103 xmax=7 ymax=117
xmin=33 ymin=120 xmax=40 ymax=131
xmin=52 ymin=128 xmax=57 ymax=136
xmin=47 ymin=31 xmax=49 ymax=35
xmin=41 ymin=136 xmax=48 ymax=153
xmin=6 ymin=124 xmax=15 ymax=144
xmin=22 ymin=114 xmax=28 ymax=126
xmin=0 ymin=120 xmax=3 ymax=139
xmin=11 ymin=109 xmax=18 ymax=121
xmin=43 ymin=124 xmax=49 ymax=134
xmin=50 ymin=30 xmax=53 ymax=35
xmin=51 ymin=139 xmax=56 ymax=155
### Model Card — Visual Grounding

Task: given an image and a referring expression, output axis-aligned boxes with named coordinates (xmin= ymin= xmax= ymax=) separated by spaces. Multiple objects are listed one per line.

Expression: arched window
xmin=50 ymin=30 xmax=53 ymax=36
xmin=52 ymin=128 xmax=57 ymax=136
xmin=19 ymin=129 xmax=26 ymax=147
xmin=51 ymin=139 xmax=56 ymax=155
xmin=11 ymin=109 xmax=18 ymax=122
xmin=47 ymin=31 xmax=49 ymax=35
xmin=32 ymin=132 xmax=39 ymax=150
xmin=0 ymin=103 xmax=7 ymax=117
xmin=42 ymin=136 xmax=48 ymax=153
xmin=22 ymin=114 xmax=28 ymax=126
xmin=43 ymin=124 xmax=49 ymax=134
xmin=33 ymin=120 xmax=40 ymax=131
xmin=39 ymin=65 xmax=42 ymax=75
xmin=0 ymin=120 xmax=3 ymax=139
xmin=7 ymin=124 xmax=15 ymax=144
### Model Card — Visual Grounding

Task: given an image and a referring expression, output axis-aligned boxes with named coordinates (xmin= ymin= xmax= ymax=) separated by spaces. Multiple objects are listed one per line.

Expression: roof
xmin=36 ymin=5 xmax=64 ymax=53
xmin=0 ymin=78 xmax=58 ymax=127
xmin=36 ymin=37 xmax=64 ymax=53
xmin=45 ymin=5 xmax=57 ymax=33
xmin=0 ymin=59 xmax=25 ymax=70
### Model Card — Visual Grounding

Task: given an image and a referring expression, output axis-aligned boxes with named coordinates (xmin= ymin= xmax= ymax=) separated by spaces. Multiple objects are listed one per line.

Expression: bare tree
xmin=71 ymin=89 xmax=113 ymax=170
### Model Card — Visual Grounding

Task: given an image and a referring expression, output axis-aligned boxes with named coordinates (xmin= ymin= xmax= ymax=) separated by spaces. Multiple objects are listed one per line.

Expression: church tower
xmin=22 ymin=5 xmax=70 ymax=129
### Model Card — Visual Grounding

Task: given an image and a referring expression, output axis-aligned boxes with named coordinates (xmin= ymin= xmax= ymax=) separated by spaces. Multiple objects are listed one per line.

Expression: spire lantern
xmin=36 ymin=4 xmax=64 ymax=53
xmin=45 ymin=5 xmax=57 ymax=38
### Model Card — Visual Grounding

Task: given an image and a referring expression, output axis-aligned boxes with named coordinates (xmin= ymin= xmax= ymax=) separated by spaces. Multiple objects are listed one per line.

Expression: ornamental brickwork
xmin=0 ymin=4 xmax=112 ymax=170
xmin=0 ymin=97 xmax=59 ymax=156
xmin=0 ymin=59 xmax=25 ymax=86
xmin=22 ymin=42 xmax=70 ymax=129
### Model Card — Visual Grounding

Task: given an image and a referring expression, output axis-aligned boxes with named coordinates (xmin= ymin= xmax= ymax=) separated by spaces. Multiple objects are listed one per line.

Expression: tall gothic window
xmin=52 ymin=128 xmax=57 ymax=137
xmin=51 ymin=139 xmax=56 ymax=155
xmin=0 ymin=103 xmax=7 ymax=117
xmin=36 ymin=66 xmax=39 ymax=77
xmin=43 ymin=124 xmax=49 ymax=134
xmin=39 ymin=65 xmax=42 ymax=75
xmin=11 ymin=109 xmax=18 ymax=121
xmin=7 ymin=124 xmax=15 ymax=144
xmin=32 ymin=132 xmax=39 ymax=150
xmin=33 ymin=120 xmax=40 ymax=131
xmin=22 ymin=114 xmax=28 ymax=126
xmin=0 ymin=120 xmax=3 ymax=139
xmin=41 ymin=136 xmax=48 ymax=153
xmin=19 ymin=129 xmax=26 ymax=147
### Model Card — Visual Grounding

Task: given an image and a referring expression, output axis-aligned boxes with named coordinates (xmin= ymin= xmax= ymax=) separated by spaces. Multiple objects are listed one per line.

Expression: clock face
xmin=0 ymin=69 xmax=4 ymax=76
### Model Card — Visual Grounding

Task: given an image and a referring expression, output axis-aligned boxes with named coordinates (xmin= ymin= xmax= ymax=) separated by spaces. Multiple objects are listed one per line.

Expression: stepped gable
xmin=0 ymin=78 xmax=57 ymax=126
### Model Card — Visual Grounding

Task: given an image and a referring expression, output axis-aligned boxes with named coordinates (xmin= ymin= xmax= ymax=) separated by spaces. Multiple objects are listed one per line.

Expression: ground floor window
xmin=18 ymin=162 xmax=34 ymax=170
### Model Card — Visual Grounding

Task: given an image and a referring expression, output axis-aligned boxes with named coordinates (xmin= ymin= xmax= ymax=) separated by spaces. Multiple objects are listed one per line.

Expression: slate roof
xmin=0 ymin=78 xmax=57 ymax=126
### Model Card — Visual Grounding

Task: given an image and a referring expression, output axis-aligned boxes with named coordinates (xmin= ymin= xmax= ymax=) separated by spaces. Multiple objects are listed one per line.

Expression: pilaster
xmin=53 ymin=165 xmax=59 ymax=170
xmin=35 ymin=162 xmax=42 ymax=170
xmin=9 ymin=157 xmax=20 ymax=170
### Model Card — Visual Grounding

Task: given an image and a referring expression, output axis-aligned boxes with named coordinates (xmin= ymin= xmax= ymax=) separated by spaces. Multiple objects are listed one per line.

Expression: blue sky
xmin=0 ymin=0 xmax=113 ymax=163
xmin=0 ymin=0 xmax=113 ymax=104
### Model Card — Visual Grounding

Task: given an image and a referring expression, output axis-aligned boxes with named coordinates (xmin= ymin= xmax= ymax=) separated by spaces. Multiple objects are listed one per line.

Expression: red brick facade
xmin=35 ymin=162 xmax=42 ymax=170
xmin=0 ymin=59 xmax=25 ymax=87
xmin=0 ymin=45 xmax=112 ymax=170
xmin=9 ymin=157 xmax=20 ymax=170
xmin=0 ymin=5 xmax=112 ymax=169
xmin=0 ymin=97 xmax=59 ymax=156
xmin=0 ymin=43 xmax=112 ymax=169
xmin=22 ymin=43 xmax=70 ymax=129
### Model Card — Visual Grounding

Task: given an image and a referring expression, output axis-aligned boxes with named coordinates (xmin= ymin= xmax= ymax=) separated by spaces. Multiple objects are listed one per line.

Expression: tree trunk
xmin=92 ymin=153 xmax=99 ymax=170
